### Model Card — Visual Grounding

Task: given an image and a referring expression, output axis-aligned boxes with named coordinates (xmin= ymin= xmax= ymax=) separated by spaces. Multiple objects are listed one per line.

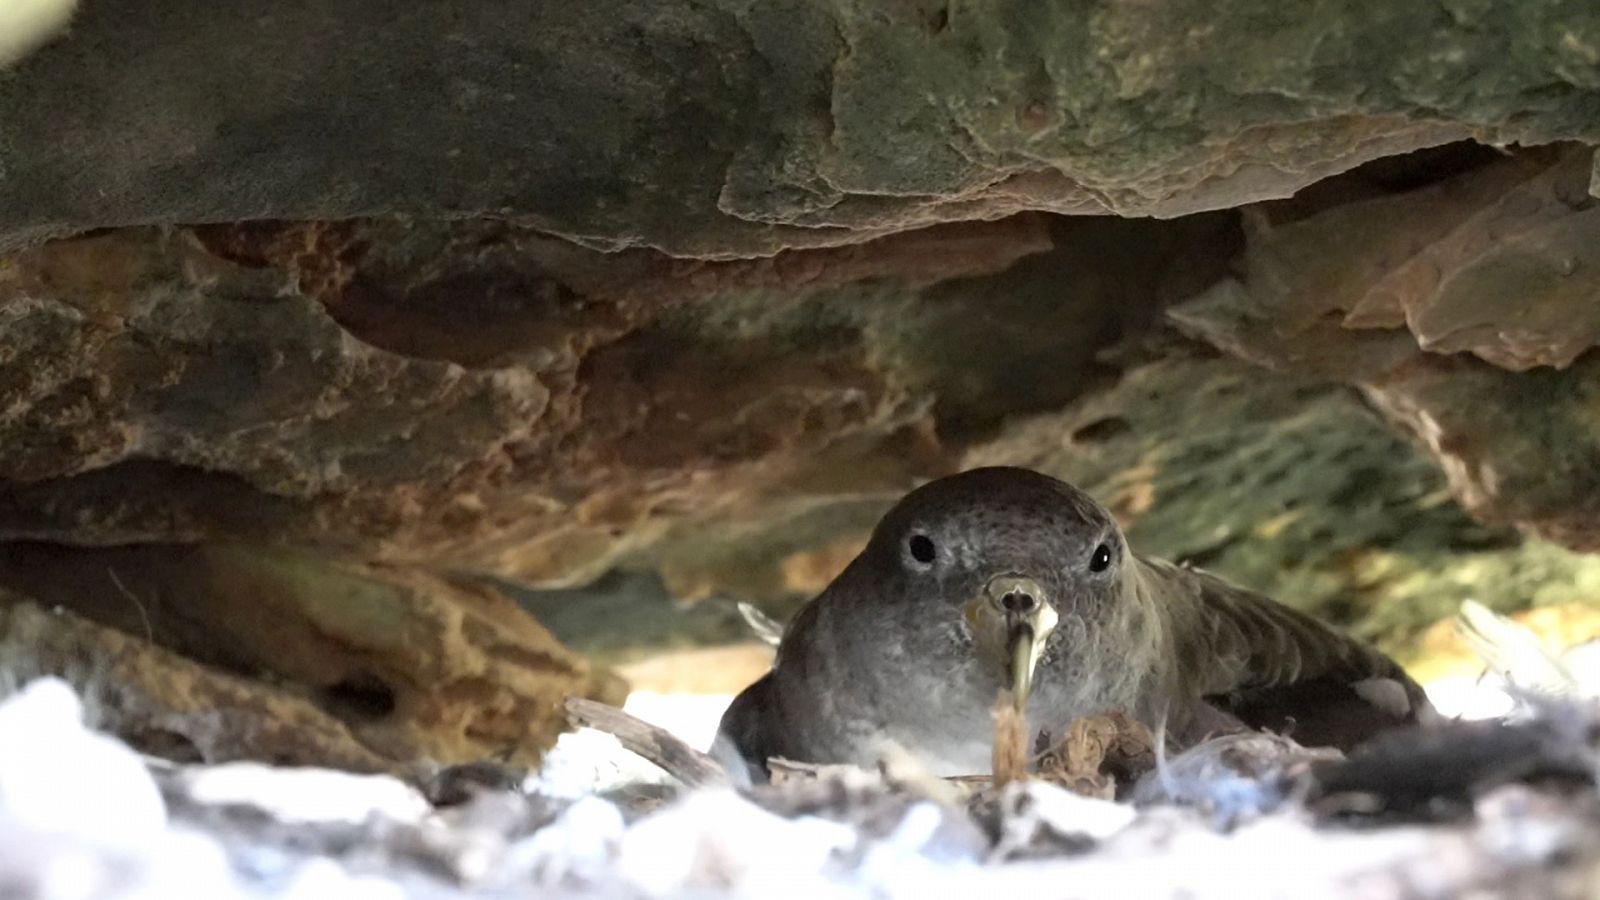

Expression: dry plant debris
xmin=1034 ymin=711 xmax=1158 ymax=800
xmin=990 ymin=689 xmax=1028 ymax=787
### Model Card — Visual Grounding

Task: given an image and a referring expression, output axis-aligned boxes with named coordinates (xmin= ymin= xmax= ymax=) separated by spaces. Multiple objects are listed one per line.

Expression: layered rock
xmin=0 ymin=545 xmax=622 ymax=772
xmin=1 ymin=213 xmax=1227 ymax=577
xmin=3 ymin=2 xmax=1599 ymax=255
xmin=1173 ymin=145 xmax=1600 ymax=549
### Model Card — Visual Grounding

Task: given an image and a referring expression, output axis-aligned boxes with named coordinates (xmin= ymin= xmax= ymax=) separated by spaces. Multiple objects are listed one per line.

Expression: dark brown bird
xmin=712 ymin=467 xmax=1432 ymax=784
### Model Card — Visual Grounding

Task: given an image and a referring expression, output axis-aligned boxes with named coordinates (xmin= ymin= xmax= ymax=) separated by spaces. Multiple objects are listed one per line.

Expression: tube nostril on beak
xmin=1000 ymin=591 xmax=1036 ymax=613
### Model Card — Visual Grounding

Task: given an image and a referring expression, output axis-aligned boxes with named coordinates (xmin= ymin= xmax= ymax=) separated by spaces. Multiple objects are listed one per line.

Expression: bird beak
xmin=964 ymin=575 xmax=1059 ymax=712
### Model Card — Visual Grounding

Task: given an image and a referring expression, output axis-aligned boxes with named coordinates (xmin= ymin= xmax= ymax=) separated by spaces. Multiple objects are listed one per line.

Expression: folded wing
xmin=1145 ymin=558 xmax=1431 ymax=751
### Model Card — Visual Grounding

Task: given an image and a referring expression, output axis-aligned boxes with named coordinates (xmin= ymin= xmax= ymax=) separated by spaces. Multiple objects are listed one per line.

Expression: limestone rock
xmin=0 ymin=228 xmax=548 ymax=550
xmin=0 ymin=596 xmax=395 ymax=772
xmin=3 ymin=2 xmax=1600 ymax=255
xmin=0 ymin=545 xmax=621 ymax=772
xmin=1171 ymin=146 xmax=1600 ymax=549
xmin=1360 ymin=356 xmax=1600 ymax=552
xmin=1172 ymin=146 xmax=1600 ymax=375
xmin=3 ymin=212 xmax=1224 ymax=579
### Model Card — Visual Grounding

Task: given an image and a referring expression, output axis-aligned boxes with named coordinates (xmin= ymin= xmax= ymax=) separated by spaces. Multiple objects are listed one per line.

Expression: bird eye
xmin=908 ymin=534 xmax=937 ymax=564
xmin=1089 ymin=543 xmax=1112 ymax=572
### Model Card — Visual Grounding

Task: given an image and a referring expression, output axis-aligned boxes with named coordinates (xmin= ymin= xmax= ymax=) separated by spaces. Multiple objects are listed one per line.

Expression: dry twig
xmin=564 ymin=697 xmax=730 ymax=788
xmin=1035 ymin=711 xmax=1156 ymax=799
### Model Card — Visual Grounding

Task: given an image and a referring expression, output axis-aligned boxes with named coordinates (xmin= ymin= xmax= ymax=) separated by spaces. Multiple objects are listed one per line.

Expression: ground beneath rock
xmin=0 ymin=676 xmax=1595 ymax=899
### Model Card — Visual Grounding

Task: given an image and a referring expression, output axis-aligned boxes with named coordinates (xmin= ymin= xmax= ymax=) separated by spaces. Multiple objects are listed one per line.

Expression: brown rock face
xmin=1359 ymin=358 xmax=1600 ymax=553
xmin=0 ymin=544 xmax=621 ymax=772
xmin=0 ymin=598 xmax=398 ymax=773
xmin=1173 ymin=145 xmax=1600 ymax=549
xmin=0 ymin=229 xmax=548 ymax=548
xmin=1172 ymin=146 xmax=1600 ymax=376
xmin=3 ymin=212 xmax=1197 ymax=578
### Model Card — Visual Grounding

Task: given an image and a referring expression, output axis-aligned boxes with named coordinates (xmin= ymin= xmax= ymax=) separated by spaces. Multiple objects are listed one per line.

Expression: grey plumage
xmin=713 ymin=467 xmax=1431 ymax=785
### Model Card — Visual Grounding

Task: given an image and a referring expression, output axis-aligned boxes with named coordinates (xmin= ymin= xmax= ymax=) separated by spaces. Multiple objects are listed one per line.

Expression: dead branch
xmin=564 ymin=697 xmax=730 ymax=788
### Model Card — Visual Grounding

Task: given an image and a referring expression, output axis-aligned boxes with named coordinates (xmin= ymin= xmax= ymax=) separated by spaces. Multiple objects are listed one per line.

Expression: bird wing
xmin=711 ymin=597 xmax=827 ymax=783
xmin=1142 ymin=557 xmax=1431 ymax=751
xmin=712 ymin=672 xmax=779 ymax=785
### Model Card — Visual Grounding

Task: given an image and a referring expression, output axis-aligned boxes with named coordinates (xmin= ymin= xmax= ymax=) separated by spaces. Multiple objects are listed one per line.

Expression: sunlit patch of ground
xmin=534 ymin=691 xmax=736 ymax=797
xmin=615 ymin=643 xmax=774 ymax=696
xmin=1405 ymin=602 xmax=1600 ymax=683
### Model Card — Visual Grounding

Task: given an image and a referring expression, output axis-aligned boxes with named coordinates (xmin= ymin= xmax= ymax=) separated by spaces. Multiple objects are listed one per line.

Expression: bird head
xmin=857 ymin=467 xmax=1130 ymax=712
